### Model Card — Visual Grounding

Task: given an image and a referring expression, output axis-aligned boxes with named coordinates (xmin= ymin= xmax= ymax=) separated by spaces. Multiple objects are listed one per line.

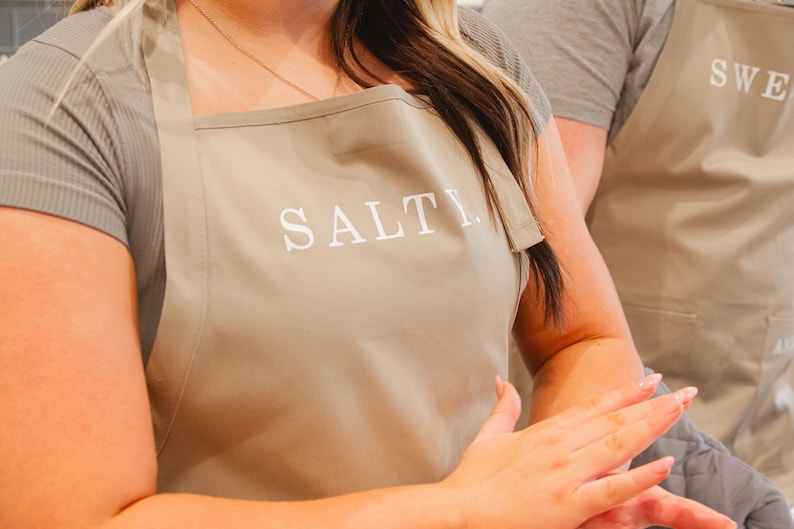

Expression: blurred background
xmin=0 ymin=0 xmax=483 ymax=63
xmin=0 ymin=0 xmax=68 ymax=61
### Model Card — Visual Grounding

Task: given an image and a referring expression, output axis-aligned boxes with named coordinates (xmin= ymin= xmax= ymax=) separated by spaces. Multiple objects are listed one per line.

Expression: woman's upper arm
xmin=513 ymin=116 xmax=636 ymax=374
xmin=0 ymin=208 xmax=157 ymax=529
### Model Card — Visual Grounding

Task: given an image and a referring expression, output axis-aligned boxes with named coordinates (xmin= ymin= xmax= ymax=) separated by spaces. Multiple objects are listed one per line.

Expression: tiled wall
xmin=0 ymin=1 xmax=69 ymax=59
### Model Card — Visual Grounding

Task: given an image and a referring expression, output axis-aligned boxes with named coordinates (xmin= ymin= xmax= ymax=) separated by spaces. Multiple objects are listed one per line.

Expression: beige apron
xmin=587 ymin=0 xmax=794 ymax=499
xmin=142 ymin=1 xmax=543 ymax=501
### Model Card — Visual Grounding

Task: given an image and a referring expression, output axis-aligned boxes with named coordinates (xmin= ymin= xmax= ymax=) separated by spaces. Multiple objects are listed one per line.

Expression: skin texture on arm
xmin=555 ymin=116 xmax=609 ymax=214
xmin=513 ymin=116 xmax=639 ymax=424
xmin=0 ymin=208 xmax=156 ymax=529
xmin=0 ymin=207 xmax=735 ymax=529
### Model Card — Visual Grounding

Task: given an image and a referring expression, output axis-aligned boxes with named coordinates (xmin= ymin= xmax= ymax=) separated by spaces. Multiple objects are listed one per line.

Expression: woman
xmin=0 ymin=0 xmax=734 ymax=528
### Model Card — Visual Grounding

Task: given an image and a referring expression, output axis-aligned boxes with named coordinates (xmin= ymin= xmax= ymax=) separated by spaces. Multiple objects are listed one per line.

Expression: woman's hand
xmin=440 ymin=374 xmax=736 ymax=529
xmin=579 ymin=485 xmax=737 ymax=529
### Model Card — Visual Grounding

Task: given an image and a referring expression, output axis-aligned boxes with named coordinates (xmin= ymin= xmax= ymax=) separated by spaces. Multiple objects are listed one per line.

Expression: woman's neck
xmin=181 ymin=0 xmax=339 ymax=42
xmin=175 ymin=0 xmax=345 ymax=113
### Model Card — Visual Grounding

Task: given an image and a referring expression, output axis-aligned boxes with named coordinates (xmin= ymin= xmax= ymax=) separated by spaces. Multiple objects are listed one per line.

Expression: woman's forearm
xmin=105 ymin=485 xmax=461 ymax=529
xmin=528 ymin=337 xmax=645 ymax=424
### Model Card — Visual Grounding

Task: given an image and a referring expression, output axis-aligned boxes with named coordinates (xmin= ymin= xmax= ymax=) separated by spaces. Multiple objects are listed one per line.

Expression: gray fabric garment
xmin=482 ymin=0 xmax=673 ymax=142
xmin=636 ymin=373 xmax=794 ymax=529
xmin=0 ymin=7 xmax=165 ymax=362
xmin=0 ymin=5 xmax=549 ymax=364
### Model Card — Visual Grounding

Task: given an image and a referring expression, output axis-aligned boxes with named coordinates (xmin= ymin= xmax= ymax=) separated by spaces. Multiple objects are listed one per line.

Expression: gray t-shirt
xmin=483 ymin=0 xmax=674 ymax=142
xmin=0 ymin=6 xmax=551 ymax=363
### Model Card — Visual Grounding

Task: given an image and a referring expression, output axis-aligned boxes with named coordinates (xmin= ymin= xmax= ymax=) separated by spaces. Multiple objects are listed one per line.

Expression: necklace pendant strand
xmin=187 ymin=0 xmax=343 ymax=101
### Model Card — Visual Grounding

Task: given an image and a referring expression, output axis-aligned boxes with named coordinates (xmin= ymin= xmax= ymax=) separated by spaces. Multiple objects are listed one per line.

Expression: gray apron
xmin=142 ymin=0 xmax=543 ymax=501
xmin=587 ymin=0 xmax=794 ymax=499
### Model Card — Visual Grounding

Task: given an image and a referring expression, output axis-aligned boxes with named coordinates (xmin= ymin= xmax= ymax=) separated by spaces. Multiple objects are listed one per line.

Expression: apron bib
xmin=587 ymin=0 xmax=794 ymax=497
xmin=142 ymin=0 xmax=542 ymax=501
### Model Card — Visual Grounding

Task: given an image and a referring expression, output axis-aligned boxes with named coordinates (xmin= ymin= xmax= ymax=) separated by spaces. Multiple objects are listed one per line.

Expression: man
xmin=484 ymin=0 xmax=794 ymax=504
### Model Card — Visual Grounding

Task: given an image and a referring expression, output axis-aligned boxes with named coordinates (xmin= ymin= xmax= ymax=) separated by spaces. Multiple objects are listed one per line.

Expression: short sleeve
xmin=458 ymin=6 xmax=552 ymax=135
xmin=0 ymin=25 xmax=130 ymax=246
xmin=483 ymin=0 xmax=639 ymax=130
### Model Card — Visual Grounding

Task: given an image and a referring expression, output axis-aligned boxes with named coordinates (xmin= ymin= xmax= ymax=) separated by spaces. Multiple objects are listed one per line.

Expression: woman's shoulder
xmin=457 ymin=6 xmax=551 ymax=131
xmin=4 ymin=7 xmax=151 ymax=118
xmin=0 ymin=7 xmax=159 ymax=249
xmin=457 ymin=7 xmax=525 ymax=85
xmin=22 ymin=7 xmax=120 ymax=64
xmin=7 ymin=7 xmax=115 ymax=68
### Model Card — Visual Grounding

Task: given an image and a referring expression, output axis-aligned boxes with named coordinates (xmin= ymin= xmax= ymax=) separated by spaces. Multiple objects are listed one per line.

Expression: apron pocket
xmin=733 ymin=315 xmax=794 ymax=475
xmin=623 ymin=304 xmax=697 ymax=386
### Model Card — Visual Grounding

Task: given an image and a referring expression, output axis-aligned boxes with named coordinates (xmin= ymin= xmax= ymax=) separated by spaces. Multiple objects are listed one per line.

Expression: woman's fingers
xmin=448 ymin=375 xmax=714 ymax=529
xmin=638 ymin=489 xmax=737 ymax=529
xmin=470 ymin=376 xmax=522 ymax=443
xmin=580 ymin=485 xmax=737 ymax=529
xmin=570 ymin=386 xmax=698 ymax=452
xmin=552 ymin=373 xmax=663 ymax=431
xmin=573 ymin=457 xmax=675 ymax=516
xmin=569 ymin=387 xmax=698 ymax=476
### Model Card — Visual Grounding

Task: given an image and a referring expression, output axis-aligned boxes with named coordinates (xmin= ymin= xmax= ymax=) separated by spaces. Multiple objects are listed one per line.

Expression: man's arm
xmin=555 ymin=117 xmax=609 ymax=214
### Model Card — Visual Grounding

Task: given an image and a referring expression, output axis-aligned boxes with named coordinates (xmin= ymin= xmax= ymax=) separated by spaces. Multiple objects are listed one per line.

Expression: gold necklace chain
xmin=187 ymin=0 xmax=342 ymax=101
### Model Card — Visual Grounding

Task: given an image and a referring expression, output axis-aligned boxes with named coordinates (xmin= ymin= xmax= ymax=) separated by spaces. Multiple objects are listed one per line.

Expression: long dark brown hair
xmin=331 ymin=0 xmax=564 ymax=324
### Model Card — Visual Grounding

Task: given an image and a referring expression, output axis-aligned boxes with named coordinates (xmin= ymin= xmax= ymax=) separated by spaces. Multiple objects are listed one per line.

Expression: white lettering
xmin=329 ymin=206 xmax=367 ymax=247
xmin=709 ymin=58 xmax=792 ymax=103
xmin=734 ymin=63 xmax=761 ymax=93
xmin=365 ymin=201 xmax=405 ymax=241
xmin=444 ymin=188 xmax=473 ymax=227
xmin=709 ymin=58 xmax=728 ymax=88
xmin=761 ymin=70 xmax=790 ymax=101
xmin=403 ymin=193 xmax=438 ymax=235
xmin=281 ymin=207 xmax=314 ymax=251
xmin=772 ymin=335 xmax=794 ymax=355
xmin=284 ymin=188 xmax=487 ymax=251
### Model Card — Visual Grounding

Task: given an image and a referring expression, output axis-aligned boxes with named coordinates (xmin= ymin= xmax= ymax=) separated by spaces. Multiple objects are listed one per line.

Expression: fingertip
xmin=497 ymin=380 xmax=522 ymax=421
xmin=675 ymin=386 xmax=699 ymax=411
xmin=635 ymin=456 xmax=675 ymax=489
xmin=501 ymin=380 xmax=521 ymax=406
xmin=495 ymin=374 xmax=505 ymax=399
xmin=638 ymin=372 xmax=663 ymax=392
xmin=655 ymin=456 xmax=675 ymax=476
xmin=474 ymin=378 xmax=522 ymax=441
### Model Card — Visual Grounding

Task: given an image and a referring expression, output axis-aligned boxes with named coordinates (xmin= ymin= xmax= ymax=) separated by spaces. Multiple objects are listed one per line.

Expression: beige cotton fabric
xmin=142 ymin=0 xmax=543 ymax=501
xmin=587 ymin=0 xmax=794 ymax=499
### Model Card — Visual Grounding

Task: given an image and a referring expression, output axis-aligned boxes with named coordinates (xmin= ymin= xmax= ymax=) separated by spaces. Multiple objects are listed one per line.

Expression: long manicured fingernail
xmin=639 ymin=372 xmax=662 ymax=390
xmin=675 ymin=386 xmax=698 ymax=406
xmin=664 ymin=387 xmax=698 ymax=414
xmin=655 ymin=456 xmax=675 ymax=474
xmin=495 ymin=374 xmax=505 ymax=399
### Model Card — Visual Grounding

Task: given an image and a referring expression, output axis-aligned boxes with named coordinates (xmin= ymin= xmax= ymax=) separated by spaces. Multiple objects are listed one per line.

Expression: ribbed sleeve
xmin=458 ymin=6 xmax=552 ymax=135
xmin=0 ymin=7 xmax=165 ymax=363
